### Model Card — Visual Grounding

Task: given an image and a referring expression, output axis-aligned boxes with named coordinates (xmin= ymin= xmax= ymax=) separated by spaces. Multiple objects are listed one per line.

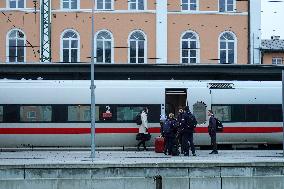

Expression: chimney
xmin=271 ymin=36 xmax=280 ymax=40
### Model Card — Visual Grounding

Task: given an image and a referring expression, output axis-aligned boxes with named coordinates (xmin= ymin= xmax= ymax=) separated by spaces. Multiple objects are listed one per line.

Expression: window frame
xmin=60 ymin=29 xmax=80 ymax=63
xmin=219 ymin=0 xmax=236 ymax=12
xmin=95 ymin=30 xmax=114 ymax=63
xmin=61 ymin=0 xmax=80 ymax=10
xmin=128 ymin=30 xmax=147 ymax=64
xmin=180 ymin=30 xmax=200 ymax=64
xmin=218 ymin=31 xmax=237 ymax=64
xmin=95 ymin=0 xmax=114 ymax=10
xmin=6 ymin=29 xmax=26 ymax=63
xmin=181 ymin=0 xmax=199 ymax=11
xmin=7 ymin=0 xmax=26 ymax=9
xmin=128 ymin=0 xmax=146 ymax=11
xmin=272 ymin=57 xmax=283 ymax=64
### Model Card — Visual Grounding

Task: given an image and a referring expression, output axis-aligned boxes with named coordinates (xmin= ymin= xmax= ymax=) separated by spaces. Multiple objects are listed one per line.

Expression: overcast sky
xmin=261 ymin=0 xmax=284 ymax=39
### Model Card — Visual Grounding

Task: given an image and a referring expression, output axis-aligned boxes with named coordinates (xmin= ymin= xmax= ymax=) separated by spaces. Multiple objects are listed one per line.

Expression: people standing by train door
xmin=180 ymin=106 xmax=197 ymax=156
xmin=208 ymin=110 xmax=218 ymax=154
xmin=137 ymin=108 xmax=149 ymax=151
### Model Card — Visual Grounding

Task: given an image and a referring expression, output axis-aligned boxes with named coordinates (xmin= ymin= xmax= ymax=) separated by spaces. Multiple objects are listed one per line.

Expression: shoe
xmin=192 ymin=153 xmax=196 ymax=156
xmin=137 ymin=146 xmax=141 ymax=151
xmin=184 ymin=153 xmax=189 ymax=156
xmin=209 ymin=151 xmax=218 ymax=154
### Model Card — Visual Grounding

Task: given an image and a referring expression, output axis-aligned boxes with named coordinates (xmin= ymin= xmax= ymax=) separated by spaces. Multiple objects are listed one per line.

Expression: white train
xmin=0 ymin=80 xmax=282 ymax=148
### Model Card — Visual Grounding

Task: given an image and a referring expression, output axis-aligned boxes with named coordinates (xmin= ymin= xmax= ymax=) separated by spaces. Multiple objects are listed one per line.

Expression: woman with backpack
xmin=137 ymin=108 xmax=150 ymax=151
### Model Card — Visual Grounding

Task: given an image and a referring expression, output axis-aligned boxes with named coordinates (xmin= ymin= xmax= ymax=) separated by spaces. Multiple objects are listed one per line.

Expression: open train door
xmin=165 ymin=88 xmax=187 ymax=116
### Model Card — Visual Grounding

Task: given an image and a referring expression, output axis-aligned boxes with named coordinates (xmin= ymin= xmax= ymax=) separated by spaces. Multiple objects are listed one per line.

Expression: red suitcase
xmin=155 ymin=137 xmax=165 ymax=153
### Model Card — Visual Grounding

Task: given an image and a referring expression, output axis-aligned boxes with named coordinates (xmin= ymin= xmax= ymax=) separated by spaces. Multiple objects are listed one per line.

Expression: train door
xmin=165 ymin=88 xmax=187 ymax=116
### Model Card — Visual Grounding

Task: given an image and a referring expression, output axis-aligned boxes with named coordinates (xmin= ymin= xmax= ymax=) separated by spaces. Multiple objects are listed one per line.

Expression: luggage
xmin=155 ymin=137 xmax=165 ymax=153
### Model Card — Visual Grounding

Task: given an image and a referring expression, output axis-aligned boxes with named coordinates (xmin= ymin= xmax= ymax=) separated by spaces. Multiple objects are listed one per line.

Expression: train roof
xmin=0 ymin=80 xmax=281 ymax=89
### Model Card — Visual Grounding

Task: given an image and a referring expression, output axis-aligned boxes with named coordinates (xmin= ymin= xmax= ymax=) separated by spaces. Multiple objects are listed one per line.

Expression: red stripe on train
xmin=0 ymin=127 xmax=282 ymax=134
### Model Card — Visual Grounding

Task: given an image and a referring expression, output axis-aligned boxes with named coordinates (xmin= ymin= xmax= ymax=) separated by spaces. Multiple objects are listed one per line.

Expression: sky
xmin=261 ymin=0 xmax=284 ymax=39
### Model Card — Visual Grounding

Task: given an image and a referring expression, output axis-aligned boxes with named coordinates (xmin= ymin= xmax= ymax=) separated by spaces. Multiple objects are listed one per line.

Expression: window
xmin=117 ymin=106 xmax=144 ymax=122
xmin=181 ymin=0 xmax=198 ymax=11
xmin=129 ymin=31 xmax=146 ymax=63
xmin=181 ymin=31 xmax=199 ymax=63
xmin=20 ymin=106 xmax=52 ymax=122
xmin=116 ymin=105 xmax=160 ymax=123
xmin=96 ymin=30 xmax=113 ymax=63
xmin=7 ymin=29 xmax=26 ymax=63
xmin=61 ymin=30 xmax=80 ymax=63
xmin=8 ymin=0 xmax=25 ymax=8
xmin=96 ymin=0 xmax=112 ymax=10
xmin=193 ymin=102 xmax=206 ymax=124
xmin=212 ymin=104 xmax=282 ymax=122
xmin=129 ymin=0 xmax=145 ymax=10
xmin=68 ymin=105 xmax=99 ymax=122
xmin=0 ymin=106 xmax=3 ymax=122
xmin=219 ymin=0 xmax=235 ymax=12
xmin=62 ymin=0 xmax=79 ymax=9
xmin=212 ymin=105 xmax=232 ymax=122
xmin=272 ymin=57 xmax=283 ymax=64
xmin=219 ymin=32 xmax=236 ymax=64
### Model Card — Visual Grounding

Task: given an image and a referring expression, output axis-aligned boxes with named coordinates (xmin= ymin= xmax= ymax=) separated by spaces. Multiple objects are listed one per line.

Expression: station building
xmin=261 ymin=37 xmax=284 ymax=65
xmin=0 ymin=0 xmax=261 ymax=64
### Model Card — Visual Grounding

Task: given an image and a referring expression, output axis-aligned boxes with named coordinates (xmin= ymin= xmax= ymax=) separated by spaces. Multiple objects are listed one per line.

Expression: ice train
xmin=0 ymin=80 xmax=282 ymax=147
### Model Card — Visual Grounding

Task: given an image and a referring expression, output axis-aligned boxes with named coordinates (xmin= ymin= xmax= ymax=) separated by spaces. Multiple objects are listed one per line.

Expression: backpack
xmin=163 ymin=120 xmax=171 ymax=134
xmin=215 ymin=118 xmax=223 ymax=132
xmin=188 ymin=114 xmax=197 ymax=128
xmin=135 ymin=114 xmax=142 ymax=125
xmin=181 ymin=112 xmax=197 ymax=130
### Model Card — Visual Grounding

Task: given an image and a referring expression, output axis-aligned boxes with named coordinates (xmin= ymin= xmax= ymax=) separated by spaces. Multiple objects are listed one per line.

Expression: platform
xmin=1 ymin=150 xmax=284 ymax=189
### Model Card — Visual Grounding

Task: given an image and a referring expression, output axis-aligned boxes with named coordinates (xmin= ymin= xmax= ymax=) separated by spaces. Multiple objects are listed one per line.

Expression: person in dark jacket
xmin=208 ymin=110 xmax=218 ymax=154
xmin=180 ymin=106 xmax=197 ymax=156
xmin=162 ymin=113 xmax=177 ymax=155
xmin=177 ymin=107 xmax=184 ymax=154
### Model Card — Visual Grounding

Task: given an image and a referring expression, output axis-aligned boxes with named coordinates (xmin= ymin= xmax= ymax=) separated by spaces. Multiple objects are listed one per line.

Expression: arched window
xmin=6 ymin=29 xmax=26 ymax=62
xmin=181 ymin=31 xmax=199 ymax=64
xmin=61 ymin=30 xmax=80 ymax=63
xmin=219 ymin=32 xmax=237 ymax=64
xmin=96 ymin=30 xmax=113 ymax=63
xmin=129 ymin=31 xmax=146 ymax=64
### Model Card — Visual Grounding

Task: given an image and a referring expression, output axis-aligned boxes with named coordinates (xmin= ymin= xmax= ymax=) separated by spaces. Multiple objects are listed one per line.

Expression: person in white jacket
xmin=137 ymin=108 xmax=149 ymax=151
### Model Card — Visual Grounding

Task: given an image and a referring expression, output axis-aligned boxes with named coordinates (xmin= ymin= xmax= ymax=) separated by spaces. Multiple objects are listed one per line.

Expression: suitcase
xmin=155 ymin=137 xmax=165 ymax=153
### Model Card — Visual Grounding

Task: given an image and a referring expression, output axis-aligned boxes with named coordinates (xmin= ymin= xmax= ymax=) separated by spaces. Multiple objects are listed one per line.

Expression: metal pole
xmin=282 ymin=69 xmax=284 ymax=156
xmin=90 ymin=0 xmax=96 ymax=158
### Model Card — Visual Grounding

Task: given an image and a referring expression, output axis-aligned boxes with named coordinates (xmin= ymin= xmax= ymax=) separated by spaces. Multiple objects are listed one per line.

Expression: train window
xmin=68 ymin=105 xmax=99 ymax=122
xmin=20 ymin=106 xmax=52 ymax=122
xmin=212 ymin=105 xmax=232 ymax=122
xmin=0 ymin=106 xmax=3 ymax=122
xmin=117 ymin=106 xmax=144 ymax=122
xmin=213 ymin=104 xmax=282 ymax=122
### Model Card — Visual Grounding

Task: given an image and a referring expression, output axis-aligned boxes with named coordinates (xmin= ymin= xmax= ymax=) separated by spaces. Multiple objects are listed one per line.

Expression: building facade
xmin=261 ymin=38 xmax=284 ymax=65
xmin=0 ymin=0 xmax=261 ymax=64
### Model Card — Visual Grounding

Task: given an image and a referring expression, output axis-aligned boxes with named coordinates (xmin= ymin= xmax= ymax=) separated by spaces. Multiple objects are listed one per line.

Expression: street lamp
xmin=90 ymin=0 xmax=96 ymax=158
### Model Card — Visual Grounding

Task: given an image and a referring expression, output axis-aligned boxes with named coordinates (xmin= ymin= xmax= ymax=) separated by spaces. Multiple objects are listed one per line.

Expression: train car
xmin=0 ymin=80 xmax=282 ymax=148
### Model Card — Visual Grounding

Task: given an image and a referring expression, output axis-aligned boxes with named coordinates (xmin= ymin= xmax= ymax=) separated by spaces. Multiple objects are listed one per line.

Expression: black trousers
xmin=137 ymin=140 xmax=147 ymax=150
xmin=182 ymin=132 xmax=195 ymax=155
xmin=164 ymin=135 xmax=174 ymax=154
xmin=210 ymin=132 xmax=218 ymax=152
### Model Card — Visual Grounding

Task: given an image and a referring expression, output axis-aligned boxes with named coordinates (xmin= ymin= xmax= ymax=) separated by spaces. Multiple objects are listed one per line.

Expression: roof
xmin=261 ymin=39 xmax=284 ymax=53
xmin=0 ymin=63 xmax=284 ymax=81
